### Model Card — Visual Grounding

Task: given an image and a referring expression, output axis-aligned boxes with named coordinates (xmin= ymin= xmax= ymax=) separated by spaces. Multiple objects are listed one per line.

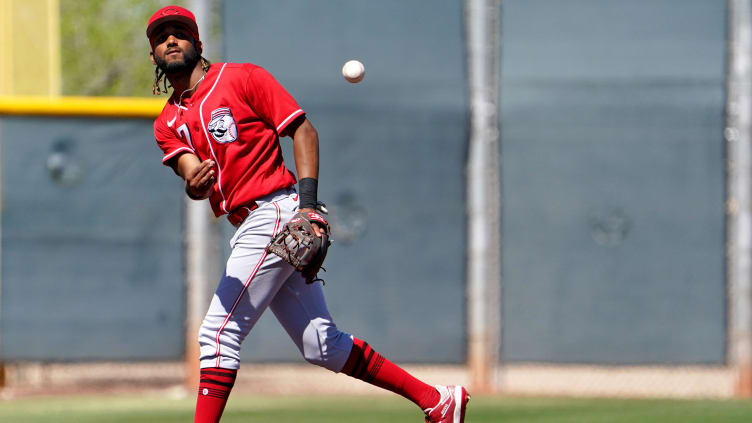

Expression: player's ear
xmin=195 ymin=40 xmax=203 ymax=56
xmin=150 ymin=51 xmax=156 ymax=66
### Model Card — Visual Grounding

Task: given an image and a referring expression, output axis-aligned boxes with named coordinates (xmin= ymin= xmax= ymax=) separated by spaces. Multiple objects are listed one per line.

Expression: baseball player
xmin=146 ymin=6 xmax=469 ymax=423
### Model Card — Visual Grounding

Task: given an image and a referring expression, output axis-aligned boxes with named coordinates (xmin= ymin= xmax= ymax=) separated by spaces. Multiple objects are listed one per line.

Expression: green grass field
xmin=1 ymin=394 xmax=752 ymax=422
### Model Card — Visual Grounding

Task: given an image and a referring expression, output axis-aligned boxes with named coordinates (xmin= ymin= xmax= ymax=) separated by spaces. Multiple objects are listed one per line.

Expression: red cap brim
xmin=146 ymin=15 xmax=199 ymax=39
xmin=146 ymin=6 xmax=200 ymax=48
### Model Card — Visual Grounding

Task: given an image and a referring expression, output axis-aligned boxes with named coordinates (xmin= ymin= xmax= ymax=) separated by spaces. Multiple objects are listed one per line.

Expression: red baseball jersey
xmin=153 ymin=62 xmax=304 ymax=217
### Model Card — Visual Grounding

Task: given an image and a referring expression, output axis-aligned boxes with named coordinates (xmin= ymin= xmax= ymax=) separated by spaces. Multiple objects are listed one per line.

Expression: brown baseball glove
xmin=266 ymin=210 xmax=331 ymax=284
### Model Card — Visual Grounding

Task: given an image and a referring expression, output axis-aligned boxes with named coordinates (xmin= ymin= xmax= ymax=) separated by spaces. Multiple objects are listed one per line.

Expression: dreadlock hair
xmin=153 ymin=57 xmax=212 ymax=96
xmin=152 ymin=65 xmax=169 ymax=96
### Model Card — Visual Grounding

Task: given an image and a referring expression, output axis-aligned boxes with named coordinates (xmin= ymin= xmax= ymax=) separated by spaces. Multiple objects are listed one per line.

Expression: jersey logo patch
xmin=207 ymin=107 xmax=238 ymax=143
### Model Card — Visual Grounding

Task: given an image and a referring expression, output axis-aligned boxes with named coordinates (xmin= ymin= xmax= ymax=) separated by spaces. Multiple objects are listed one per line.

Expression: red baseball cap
xmin=146 ymin=5 xmax=200 ymax=47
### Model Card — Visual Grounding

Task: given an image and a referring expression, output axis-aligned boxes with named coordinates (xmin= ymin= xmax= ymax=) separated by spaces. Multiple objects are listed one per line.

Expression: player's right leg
xmin=194 ymin=192 xmax=298 ymax=423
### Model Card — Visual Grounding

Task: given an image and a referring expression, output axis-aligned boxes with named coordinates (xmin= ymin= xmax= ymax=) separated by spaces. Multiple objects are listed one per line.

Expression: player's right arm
xmin=154 ymin=114 xmax=215 ymax=200
xmin=173 ymin=153 xmax=216 ymax=200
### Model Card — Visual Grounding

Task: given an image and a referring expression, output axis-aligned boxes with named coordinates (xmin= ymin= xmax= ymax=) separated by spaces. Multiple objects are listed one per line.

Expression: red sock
xmin=341 ymin=337 xmax=440 ymax=410
xmin=194 ymin=367 xmax=237 ymax=423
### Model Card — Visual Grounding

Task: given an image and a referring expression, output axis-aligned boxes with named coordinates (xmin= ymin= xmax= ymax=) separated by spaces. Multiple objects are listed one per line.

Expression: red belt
xmin=227 ymin=202 xmax=259 ymax=227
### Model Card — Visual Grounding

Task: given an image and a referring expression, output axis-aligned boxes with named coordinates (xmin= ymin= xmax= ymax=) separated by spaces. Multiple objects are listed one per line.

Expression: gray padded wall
xmin=500 ymin=0 xmax=727 ymax=364
xmin=0 ymin=117 xmax=185 ymax=360
xmin=223 ymin=0 xmax=467 ymax=363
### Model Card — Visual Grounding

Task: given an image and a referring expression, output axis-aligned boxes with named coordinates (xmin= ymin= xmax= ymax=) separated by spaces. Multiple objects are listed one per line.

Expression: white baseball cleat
xmin=423 ymin=385 xmax=470 ymax=422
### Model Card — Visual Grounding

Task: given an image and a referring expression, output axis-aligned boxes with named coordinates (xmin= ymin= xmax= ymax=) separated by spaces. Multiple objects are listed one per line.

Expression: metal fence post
xmin=184 ymin=0 xmax=222 ymax=391
xmin=465 ymin=0 xmax=502 ymax=393
xmin=727 ymin=0 xmax=752 ymax=398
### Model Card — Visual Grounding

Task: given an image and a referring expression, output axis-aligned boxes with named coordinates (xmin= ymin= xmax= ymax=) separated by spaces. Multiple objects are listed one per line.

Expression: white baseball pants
xmin=198 ymin=188 xmax=354 ymax=371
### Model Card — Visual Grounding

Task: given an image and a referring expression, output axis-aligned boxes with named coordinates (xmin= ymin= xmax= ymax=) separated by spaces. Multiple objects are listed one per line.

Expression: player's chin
xmin=162 ymin=58 xmax=190 ymax=73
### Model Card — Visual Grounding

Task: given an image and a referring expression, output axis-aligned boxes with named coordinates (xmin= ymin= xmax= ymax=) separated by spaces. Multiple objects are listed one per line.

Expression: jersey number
xmin=177 ymin=123 xmax=194 ymax=148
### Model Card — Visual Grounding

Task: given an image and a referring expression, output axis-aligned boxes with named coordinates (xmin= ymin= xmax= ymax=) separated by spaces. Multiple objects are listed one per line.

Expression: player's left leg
xmin=269 ymin=272 xmax=467 ymax=420
xmin=268 ymin=271 xmax=353 ymax=371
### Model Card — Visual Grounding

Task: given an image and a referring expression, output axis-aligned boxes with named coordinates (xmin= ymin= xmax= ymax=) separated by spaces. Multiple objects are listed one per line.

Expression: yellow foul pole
xmin=0 ymin=0 xmax=61 ymax=96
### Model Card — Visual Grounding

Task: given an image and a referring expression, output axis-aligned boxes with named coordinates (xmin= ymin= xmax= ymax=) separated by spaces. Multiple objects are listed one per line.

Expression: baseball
xmin=342 ymin=60 xmax=365 ymax=83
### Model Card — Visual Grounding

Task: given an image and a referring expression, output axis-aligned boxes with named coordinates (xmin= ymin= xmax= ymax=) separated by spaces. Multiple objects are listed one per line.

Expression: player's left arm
xmin=284 ymin=116 xmax=324 ymax=237
xmin=245 ymin=66 xmax=323 ymax=233
xmin=285 ymin=115 xmax=318 ymax=181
